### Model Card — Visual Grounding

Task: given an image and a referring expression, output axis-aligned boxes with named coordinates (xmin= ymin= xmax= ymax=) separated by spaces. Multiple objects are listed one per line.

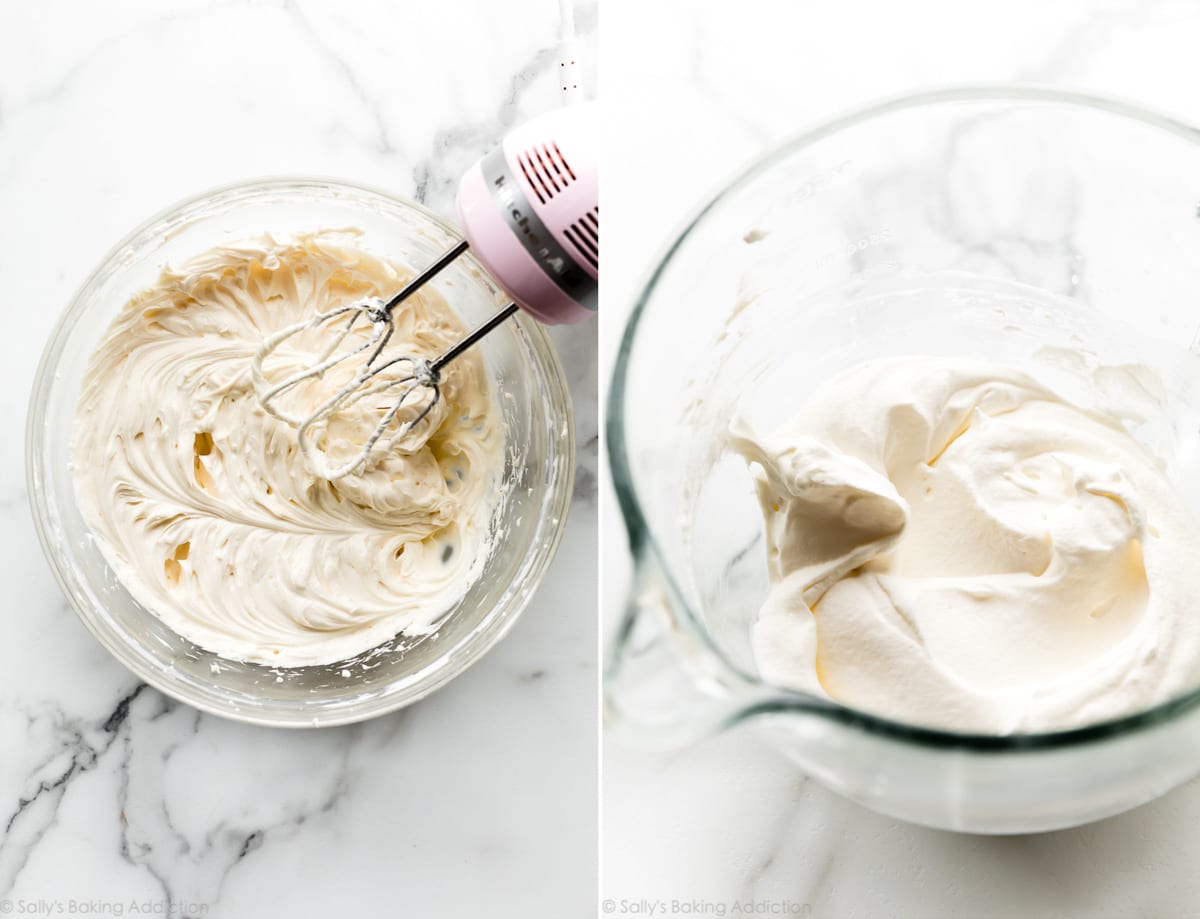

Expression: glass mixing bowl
xmin=29 ymin=178 xmax=574 ymax=727
xmin=606 ymin=87 xmax=1200 ymax=832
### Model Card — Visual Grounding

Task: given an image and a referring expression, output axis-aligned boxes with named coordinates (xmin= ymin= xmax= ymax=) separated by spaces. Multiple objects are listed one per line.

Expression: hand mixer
xmin=252 ymin=100 xmax=597 ymax=479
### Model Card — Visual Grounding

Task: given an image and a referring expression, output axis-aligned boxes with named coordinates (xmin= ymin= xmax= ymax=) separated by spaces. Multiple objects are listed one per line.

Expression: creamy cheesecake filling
xmin=73 ymin=231 xmax=503 ymax=666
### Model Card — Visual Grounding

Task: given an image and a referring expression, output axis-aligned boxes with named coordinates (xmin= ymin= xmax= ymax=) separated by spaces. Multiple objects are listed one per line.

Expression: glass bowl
xmin=606 ymin=87 xmax=1200 ymax=832
xmin=29 ymin=177 xmax=574 ymax=727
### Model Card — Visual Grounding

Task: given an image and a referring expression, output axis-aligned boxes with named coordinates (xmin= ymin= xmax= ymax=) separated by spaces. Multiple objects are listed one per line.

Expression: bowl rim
xmin=28 ymin=174 xmax=575 ymax=728
xmin=606 ymin=83 xmax=1200 ymax=751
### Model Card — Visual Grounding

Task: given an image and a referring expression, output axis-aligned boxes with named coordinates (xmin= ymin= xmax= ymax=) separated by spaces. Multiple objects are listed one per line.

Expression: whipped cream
xmin=732 ymin=357 xmax=1200 ymax=733
xmin=73 ymin=231 xmax=502 ymax=666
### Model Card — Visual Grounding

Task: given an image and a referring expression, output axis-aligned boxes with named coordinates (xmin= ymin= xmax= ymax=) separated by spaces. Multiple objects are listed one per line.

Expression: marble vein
xmin=1 ymin=684 xmax=147 ymax=895
xmin=282 ymin=0 xmax=397 ymax=155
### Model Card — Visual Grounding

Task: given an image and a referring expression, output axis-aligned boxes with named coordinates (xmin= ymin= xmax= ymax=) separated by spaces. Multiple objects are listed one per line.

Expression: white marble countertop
xmin=602 ymin=1 xmax=1200 ymax=917
xmin=0 ymin=1 xmax=596 ymax=917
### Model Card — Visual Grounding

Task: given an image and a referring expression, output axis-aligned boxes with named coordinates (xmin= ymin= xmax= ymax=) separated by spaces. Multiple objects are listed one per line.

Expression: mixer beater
xmin=252 ymin=102 xmax=597 ymax=480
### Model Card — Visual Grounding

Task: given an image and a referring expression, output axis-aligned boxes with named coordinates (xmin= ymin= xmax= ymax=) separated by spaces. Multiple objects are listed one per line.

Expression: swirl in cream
xmin=733 ymin=357 xmax=1200 ymax=732
xmin=73 ymin=231 xmax=502 ymax=666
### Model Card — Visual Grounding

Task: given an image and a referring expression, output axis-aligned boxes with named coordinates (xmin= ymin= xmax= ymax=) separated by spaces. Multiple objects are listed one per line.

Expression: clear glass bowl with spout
xmin=606 ymin=87 xmax=1200 ymax=833
xmin=28 ymin=177 xmax=574 ymax=727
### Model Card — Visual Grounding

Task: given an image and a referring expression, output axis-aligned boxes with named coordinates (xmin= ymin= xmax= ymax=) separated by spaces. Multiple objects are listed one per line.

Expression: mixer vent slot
xmin=517 ymin=142 xmax=577 ymax=203
xmin=564 ymin=206 xmax=599 ymax=270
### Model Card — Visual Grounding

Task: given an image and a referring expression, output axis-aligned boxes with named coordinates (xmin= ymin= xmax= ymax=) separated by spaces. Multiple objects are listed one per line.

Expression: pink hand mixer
xmin=253 ymin=101 xmax=598 ymax=479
